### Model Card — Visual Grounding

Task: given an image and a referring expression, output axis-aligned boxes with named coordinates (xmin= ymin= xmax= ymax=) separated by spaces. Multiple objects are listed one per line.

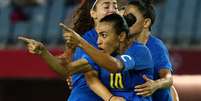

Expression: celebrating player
xmin=62 ymin=10 xmax=154 ymax=100
xmin=19 ymin=0 xmax=126 ymax=101
xmin=123 ymin=0 xmax=177 ymax=101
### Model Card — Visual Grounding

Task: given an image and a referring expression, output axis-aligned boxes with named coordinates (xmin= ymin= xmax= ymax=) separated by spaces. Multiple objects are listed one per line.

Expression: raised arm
xmin=18 ymin=36 xmax=92 ymax=77
xmin=60 ymin=24 xmax=123 ymax=73
xmin=61 ymin=24 xmax=154 ymax=73
xmin=18 ymin=36 xmax=67 ymax=77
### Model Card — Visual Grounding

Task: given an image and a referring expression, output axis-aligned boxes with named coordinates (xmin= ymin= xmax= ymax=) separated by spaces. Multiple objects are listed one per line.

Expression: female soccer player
xmin=123 ymin=0 xmax=176 ymax=101
xmin=19 ymin=0 xmax=126 ymax=101
xmin=65 ymin=0 xmax=126 ymax=100
xmin=84 ymin=13 xmax=154 ymax=101
xmin=62 ymin=10 xmax=154 ymax=101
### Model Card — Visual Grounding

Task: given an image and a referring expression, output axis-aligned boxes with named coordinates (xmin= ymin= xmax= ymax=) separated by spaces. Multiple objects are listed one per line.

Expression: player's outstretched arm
xmin=60 ymin=23 xmax=123 ymax=73
xmin=18 ymin=36 xmax=96 ymax=77
xmin=18 ymin=36 xmax=66 ymax=77
xmin=84 ymin=70 xmax=125 ymax=101
xmin=19 ymin=36 xmax=94 ymax=77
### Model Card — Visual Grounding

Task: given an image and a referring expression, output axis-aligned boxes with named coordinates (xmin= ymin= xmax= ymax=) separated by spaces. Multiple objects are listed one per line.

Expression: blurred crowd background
xmin=0 ymin=0 xmax=201 ymax=101
xmin=0 ymin=0 xmax=200 ymax=48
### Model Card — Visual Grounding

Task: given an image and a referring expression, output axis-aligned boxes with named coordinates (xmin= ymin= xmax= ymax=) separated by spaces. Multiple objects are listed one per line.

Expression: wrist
xmin=108 ymin=95 xmax=114 ymax=101
xmin=40 ymin=48 xmax=49 ymax=57
xmin=155 ymin=79 xmax=163 ymax=89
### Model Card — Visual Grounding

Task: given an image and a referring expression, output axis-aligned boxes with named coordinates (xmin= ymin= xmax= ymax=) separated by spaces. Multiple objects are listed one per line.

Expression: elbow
xmin=164 ymin=76 xmax=173 ymax=87
xmin=165 ymin=73 xmax=173 ymax=86
xmin=159 ymin=69 xmax=173 ymax=87
xmin=169 ymin=76 xmax=174 ymax=86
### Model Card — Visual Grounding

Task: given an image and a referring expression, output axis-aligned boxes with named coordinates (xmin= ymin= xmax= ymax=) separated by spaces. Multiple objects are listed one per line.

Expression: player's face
xmin=96 ymin=22 xmax=120 ymax=54
xmin=124 ymin=5 xmax=145 ymax=35
xmin=91 ymin=0 xmax=119 ymax=22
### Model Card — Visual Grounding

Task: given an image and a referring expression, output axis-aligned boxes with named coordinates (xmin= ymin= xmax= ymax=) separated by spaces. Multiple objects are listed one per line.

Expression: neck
xmin=118 ymin=38 xmax=132 ymax=54
xmin=132 ymin=29 xmax=150 ymax=44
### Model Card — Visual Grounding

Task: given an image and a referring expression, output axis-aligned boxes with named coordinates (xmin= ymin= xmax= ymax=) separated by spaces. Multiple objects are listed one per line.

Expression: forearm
xmin=85 ymin=70 xmax=113 ymax=101
xmin=155 ymin=76 xmax=173 ymax=89
xmin=65 ymin=59 xmax=92 ymax=76
xmin=78 ymin=38 xmax=123 ymax=72
xmin=40 ymin=49 xmax=66 ymax=77
xmin=156 ymin=69 xmax=173 ymax=89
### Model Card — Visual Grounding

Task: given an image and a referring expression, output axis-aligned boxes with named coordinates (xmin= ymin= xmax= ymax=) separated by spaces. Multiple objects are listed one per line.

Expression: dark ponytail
xmin=68 ymin=0 xmax=96 ymax=35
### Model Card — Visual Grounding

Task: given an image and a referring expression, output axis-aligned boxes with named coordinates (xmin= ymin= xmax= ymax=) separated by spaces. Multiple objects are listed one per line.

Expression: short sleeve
xmin=148 ymin=39 xmax=173 ymax=73
xmin=117 ymin=43 xmax=153 ymax=72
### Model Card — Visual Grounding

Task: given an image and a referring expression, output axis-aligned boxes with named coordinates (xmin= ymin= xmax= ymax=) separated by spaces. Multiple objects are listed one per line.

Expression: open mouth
xmin=98 ymin=47 xmax=105 ymax=52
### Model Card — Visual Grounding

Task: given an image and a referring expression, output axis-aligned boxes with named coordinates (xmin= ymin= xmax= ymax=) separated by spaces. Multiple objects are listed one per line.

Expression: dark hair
xmin=100 ymin=13 xmax=129 ymax=36
xmin=129 ymin=0 xmax=155 ymax=30
xmin=69 ymin=0 xmax=97 ymax=35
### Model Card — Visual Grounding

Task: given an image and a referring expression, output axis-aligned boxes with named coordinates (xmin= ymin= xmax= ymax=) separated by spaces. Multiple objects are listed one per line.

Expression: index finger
xmin=59 ymin=23 xmax=76 ymax=34
xmin=18 ymin=36 xmax=33 ymax=43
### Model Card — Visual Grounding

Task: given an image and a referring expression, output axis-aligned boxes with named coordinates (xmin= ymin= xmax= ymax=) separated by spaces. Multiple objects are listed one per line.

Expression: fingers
xmin=18 ymin=36 xmax=34 ymax=44
xmin=60 ymin=23 xmax=82 ymax=48
xmin=59 ymin=23 xmax=81 ymax=38
xmin=59 ymin=23 xmax=68 ymax=30
xmin=18 ymin=36 xmax=30 ymax=41
xmin=66 ymin=76 xmax=72 ymax=89
xmin=18 ymin=36 xmax=44 ymax=54
xmin=136 ymin=91 xmax=152 ymax=96
xmin=63 ymin=34 xmax=79 ymax=48
xmin=28 ymin=46 xmax=37 ymax=54
xmin=135 ymin=83 xmax=152 ymax=96
xmin=27 ymin=43 xmax=42 ymax=54
xmin=18 ymin=36 xmax=39 ymax=45
xmin=135 ymin=80 xmax=156 ymax=96
xmin=135 ymin=87 xmax=150 ymax=92
xmin=59 ymin=23 xmax=76 ymax=34
xmin=135 ymin=83 xmax=147 ymax=89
